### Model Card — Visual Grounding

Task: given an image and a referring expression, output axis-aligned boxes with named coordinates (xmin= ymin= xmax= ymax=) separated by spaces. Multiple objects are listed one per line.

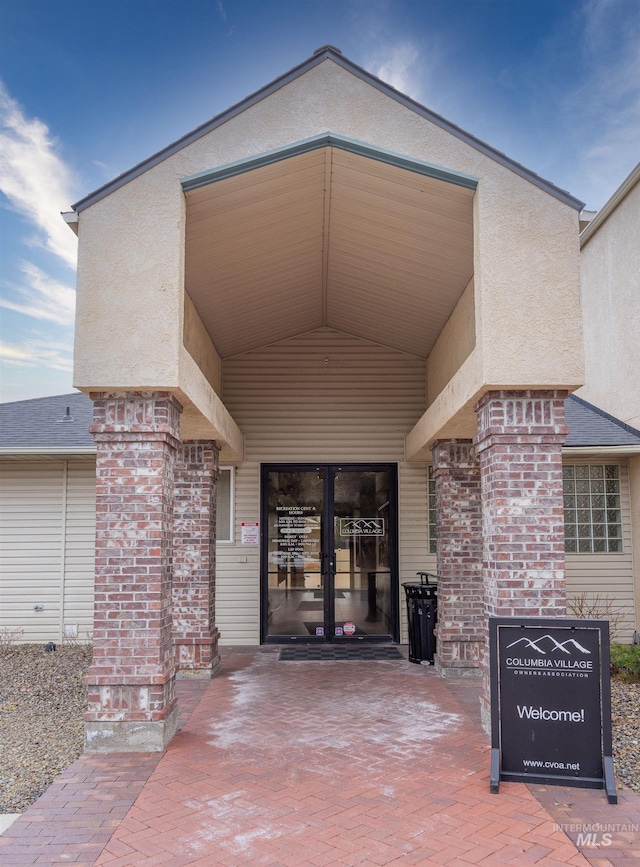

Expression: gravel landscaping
xmin=0 ymin=643 xmax=92 ymax=813
xmin=0 ymin=643 xmax=638 ymax=814
xmin=610 ymin=678 xmax=640 ymax=794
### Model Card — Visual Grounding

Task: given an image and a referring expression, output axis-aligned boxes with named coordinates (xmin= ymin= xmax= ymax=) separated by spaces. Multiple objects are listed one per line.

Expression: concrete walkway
xmin=1 ymin=648 xmax=638 ymax=866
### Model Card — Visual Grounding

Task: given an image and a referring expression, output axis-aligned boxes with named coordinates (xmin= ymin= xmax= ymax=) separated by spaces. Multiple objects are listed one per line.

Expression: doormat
xmin=278 ymin=646 xmax=404 ymax=661
xmin=296 ymin=601 xmax=325 ymax=611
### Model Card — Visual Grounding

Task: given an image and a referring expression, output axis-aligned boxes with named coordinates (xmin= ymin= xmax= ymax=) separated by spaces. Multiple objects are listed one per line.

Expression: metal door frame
xmin=260 ymin=463 xmax=399 ymax=644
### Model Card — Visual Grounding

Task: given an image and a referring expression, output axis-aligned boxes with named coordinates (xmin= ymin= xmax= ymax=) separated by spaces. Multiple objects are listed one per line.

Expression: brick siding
xmin=173 ymin=440 xmax=221 ymax=673
xmin=474 ymin=390 xmax=568 ymax=715
xmin=432 ymin=439 xmax=483 ymax=673
xmin=85 ymin=393 xmax=182 ymax=727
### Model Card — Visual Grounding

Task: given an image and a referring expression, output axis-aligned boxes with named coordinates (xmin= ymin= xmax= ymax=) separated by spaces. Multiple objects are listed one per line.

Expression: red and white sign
xmin=241 ymin=522 xmax=259 ymax=545
xmin=343 ymin=621 xmax=356 ymax=635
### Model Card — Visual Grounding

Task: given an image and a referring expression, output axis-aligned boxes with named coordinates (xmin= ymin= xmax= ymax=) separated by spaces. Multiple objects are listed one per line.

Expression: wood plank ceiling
xmin=184 ymin=147 xmax=474 ymax=359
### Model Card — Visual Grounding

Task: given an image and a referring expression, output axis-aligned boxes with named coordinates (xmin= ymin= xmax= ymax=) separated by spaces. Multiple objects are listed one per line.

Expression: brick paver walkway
xmin=1 ymin=649 xmax=638 ymax=865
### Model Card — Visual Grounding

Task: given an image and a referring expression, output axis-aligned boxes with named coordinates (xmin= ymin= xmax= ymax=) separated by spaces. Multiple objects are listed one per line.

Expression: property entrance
xmin=261 ymin=464 xmax=399 ymax=643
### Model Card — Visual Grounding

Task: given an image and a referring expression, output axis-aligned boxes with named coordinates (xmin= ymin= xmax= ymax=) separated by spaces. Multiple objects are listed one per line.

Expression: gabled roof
xmin=71 ymin=46 xmax=584 ymax=214
xmin=564 ymin=394 xmax=640 ymax=447
xmin=184 ymin=143 xmax=476 ymax=359
xmin=0 ymin=392 xmax=95 ymax=451
xmin=2 ymin=391 xmax=639 ymax=454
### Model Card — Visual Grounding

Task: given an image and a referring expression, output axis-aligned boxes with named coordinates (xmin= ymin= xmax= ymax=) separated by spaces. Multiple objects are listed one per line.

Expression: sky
xmin=0 ymin=0 xmax=638 ymax=404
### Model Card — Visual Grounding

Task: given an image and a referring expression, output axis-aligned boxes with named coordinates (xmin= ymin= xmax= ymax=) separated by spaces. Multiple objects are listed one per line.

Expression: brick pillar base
xmin=432 ymin=440 xmax=483 ymax=677
xmin=173 ymin=441 xmax=221 ymax=678
xmin=475 ymin=390 xmax=568 ymax=729
xmin=84 ymin=392 xmax=182 ymax=752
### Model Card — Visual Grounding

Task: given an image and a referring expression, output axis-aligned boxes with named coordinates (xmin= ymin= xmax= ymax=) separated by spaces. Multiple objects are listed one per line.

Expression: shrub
xmin=566 ymin=592 xmax=627 ymax=642
xmin=0 ymin=627 xmax=24 ymax=651
xmin=610 ymin=644 xmax=640 ymax=683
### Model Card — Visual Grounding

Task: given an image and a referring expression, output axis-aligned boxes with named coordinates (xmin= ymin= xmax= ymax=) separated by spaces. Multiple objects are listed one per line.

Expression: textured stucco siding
xmin=577 ymin=177 xmax=640 ymax=428
xmin=73 ymin=59 xmax=583 ymax=448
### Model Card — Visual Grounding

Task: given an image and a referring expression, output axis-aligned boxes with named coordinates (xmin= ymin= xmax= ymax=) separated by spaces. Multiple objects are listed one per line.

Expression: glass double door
xmin=261 ymin=464 xmax=398 ymax=643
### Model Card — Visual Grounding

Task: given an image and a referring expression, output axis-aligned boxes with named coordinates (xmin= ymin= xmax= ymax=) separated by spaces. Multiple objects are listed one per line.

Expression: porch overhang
xmin=182 ymin=134 xmax=476 ymax=363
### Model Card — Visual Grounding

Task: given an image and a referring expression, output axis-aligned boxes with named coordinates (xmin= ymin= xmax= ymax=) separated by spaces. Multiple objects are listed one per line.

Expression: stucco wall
xmin=73 ymin=58 xmax=583 ymax=446
xmin=74 ymin=174 xmax=185 ymax=390
xmin=426 ymin=278 xmax=475 ymax=405
xmin=577 ymin=175 xmax=640 ymax=427
xmin=183 ymin=292 xmax=223 ymax=396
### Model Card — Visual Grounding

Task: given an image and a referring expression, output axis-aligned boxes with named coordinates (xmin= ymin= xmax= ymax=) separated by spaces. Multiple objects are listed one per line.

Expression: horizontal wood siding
xmin=565 ymin=459 xmax=636 ymax=643
xmin=398 ymin=463 xmax=437 ymax=643
xmin=2 ymin=429 xmax=633 ymax=649
xmin=0 ymin=458 xmax=95 ymax=642
xmin=64 ymin=462 xmax=97 ymax=640
xmin=217 ymin=328 xmax=431 ymax=644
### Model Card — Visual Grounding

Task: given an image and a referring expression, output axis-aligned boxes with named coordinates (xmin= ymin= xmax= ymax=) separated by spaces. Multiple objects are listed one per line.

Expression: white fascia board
xmin=0 ymin=448 xmax=97 ymax=456
xmin=562 ymin=446 xmax=640 ymax=456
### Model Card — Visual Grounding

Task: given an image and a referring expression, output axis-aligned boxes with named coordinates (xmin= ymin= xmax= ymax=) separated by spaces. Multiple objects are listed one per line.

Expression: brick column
xmin=475 ymin=390 xmax=568 ymax=726
xmin=432 ymin=439 xmax=483 ymax=676
xmin=84 ymin=392 xmax=182 ymax=752
xmin=173 ymin=441 xmax=221 ymax=677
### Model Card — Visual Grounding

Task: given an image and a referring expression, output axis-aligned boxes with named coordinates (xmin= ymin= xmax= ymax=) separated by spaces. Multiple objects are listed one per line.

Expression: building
xmin=1 ymin=48 xmax=638 ymax=751
xmin=577 ymin=163 xmax=640 ymax=429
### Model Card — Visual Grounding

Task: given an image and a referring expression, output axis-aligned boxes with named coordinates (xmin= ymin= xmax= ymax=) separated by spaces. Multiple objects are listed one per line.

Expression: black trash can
xmin=403 ymin=573 xmax=438 ymax=664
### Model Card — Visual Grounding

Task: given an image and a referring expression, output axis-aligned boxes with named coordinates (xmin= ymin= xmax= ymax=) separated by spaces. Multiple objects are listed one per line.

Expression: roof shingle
xmin=1 ymin=391 xmax=638 ymax=451
xmin=564 ymin=394 xmax=640 ymax=447
xmin=0 ymin=392 xmax=94 ymax=449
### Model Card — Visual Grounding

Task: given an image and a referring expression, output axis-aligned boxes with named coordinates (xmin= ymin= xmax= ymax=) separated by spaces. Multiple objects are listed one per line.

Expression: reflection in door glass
xmin=333 ymin=471 xmax=391 ymax=637
xmin=266 ymin=471 xmax=324 ymax=637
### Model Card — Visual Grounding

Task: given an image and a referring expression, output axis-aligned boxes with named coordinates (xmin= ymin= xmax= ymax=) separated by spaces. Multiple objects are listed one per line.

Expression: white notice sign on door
xmin=241 ymin=522 xmax=259 ymax=545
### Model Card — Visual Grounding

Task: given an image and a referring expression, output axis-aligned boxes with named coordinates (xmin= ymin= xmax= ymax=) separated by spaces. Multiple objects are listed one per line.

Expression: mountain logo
xmin=339 ymin=518 xmax=385 ymax=536
xmin=506 ymin=635 xmax=591 ymax=655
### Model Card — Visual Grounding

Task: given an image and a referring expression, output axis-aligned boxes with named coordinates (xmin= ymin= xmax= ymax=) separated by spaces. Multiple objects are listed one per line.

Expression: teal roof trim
xmin=180 ymin=133 xmax=479 ymax=193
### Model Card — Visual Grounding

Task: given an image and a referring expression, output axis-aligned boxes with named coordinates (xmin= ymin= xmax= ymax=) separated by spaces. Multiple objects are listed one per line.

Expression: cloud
xmin=216 ymin=1 xmax=227 ymax=24
xmin=0 ymin=80 xmax=78 ymax=269
xmin=0 ymin=262 xmax=76 ymax=326
xmin=367 ymin=41 xmax=422 ymax=99
xmin=348 ymin=1 xmax=450 ymax=111
xmin=0 ymin=335 xmax=73 ymax=373
xmin=563 ymin=0 xmax=640 ymax=207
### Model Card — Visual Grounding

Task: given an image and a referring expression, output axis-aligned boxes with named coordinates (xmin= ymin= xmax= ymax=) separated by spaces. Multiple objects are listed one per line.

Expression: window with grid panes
xmin=562 ymin=465 xmax=622 ymax=553
xmin=428 ymin=467 xmax=437 ymax=554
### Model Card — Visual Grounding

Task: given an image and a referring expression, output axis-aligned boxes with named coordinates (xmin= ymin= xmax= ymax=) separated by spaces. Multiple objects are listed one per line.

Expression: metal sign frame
xmin=489 ymin=616 xmax=617 ymax=804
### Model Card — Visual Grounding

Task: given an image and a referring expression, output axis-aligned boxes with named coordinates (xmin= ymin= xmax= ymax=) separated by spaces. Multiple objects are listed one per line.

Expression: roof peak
xmin=71 ymin=48 xmax=584 ymax=214
xmin=313 ymin=45 xmax=342 ymax=56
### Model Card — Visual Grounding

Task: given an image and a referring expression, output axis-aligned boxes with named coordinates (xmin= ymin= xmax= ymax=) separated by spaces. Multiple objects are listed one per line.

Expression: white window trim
xmin=217 ymin=465 xmax=235 ymax=544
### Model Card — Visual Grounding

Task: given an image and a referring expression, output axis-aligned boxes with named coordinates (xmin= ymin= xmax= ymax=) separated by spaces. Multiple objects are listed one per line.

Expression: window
xmin=428 ymin=463 xmax=623 ymax=556
xmin=563 ymin=465 xmax=622 ymax=553
xmin=217 ymin=467 xmax=234 ymax=543
xmin=428 ymin=467 xmax=437 ymax=554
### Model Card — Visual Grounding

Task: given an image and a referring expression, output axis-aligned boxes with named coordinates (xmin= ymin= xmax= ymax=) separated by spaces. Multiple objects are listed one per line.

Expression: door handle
xmin=321 ymin=553 xmax=336 ymax=575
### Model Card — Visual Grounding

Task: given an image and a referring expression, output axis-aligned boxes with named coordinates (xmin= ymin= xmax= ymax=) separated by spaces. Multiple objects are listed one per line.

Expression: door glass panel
xmin=266 ymin=470 xmax=324 ymax=637
xmin=333 ymin=470 xmax=392 ymax=637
